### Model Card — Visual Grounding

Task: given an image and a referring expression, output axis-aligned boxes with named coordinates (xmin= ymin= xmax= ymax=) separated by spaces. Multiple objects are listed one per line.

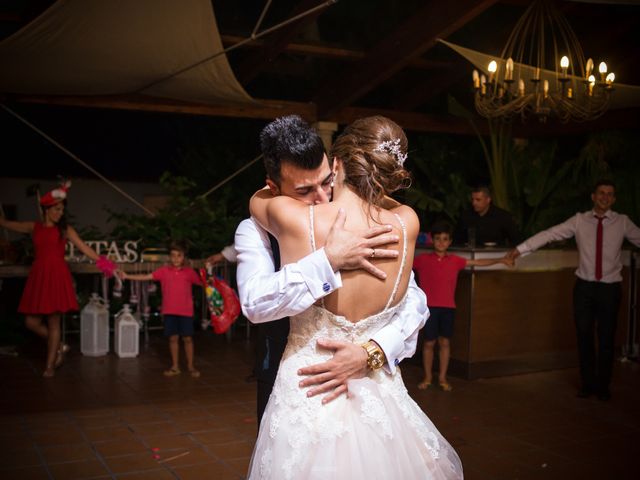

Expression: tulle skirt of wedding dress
xmin=248 ymin=375 xmax=463 ymax=479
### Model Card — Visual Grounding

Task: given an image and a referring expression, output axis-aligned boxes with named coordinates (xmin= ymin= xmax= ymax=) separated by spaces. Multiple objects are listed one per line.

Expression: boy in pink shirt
xmin=122 ymin=241 xmax=202 ymax=377
xmin=413 ymin=222 xmax=512 ymax=391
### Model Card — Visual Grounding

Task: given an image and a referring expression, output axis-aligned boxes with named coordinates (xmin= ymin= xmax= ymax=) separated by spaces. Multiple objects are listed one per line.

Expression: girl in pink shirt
xmin=413 ymin=222 xmax=512 ymax=391
xmin=122 ymin=241 xmax=202 ymax=377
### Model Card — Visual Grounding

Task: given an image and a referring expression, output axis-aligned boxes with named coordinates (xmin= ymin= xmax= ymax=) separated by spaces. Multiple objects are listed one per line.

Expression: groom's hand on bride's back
xmin=325 ymin=209 xmax=399 ymax=280
xmin=297 ymin=338 xmax=368 ymax=404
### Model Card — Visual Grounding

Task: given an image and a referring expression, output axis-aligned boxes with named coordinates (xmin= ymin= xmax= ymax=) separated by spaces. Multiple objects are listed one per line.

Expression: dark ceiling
xmin=1 ymin=0 xmax=640 ymax=136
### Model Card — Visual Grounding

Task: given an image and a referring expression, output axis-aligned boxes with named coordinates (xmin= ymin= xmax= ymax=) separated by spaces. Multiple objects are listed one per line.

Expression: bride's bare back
xmin=257 ymin=193 xmax=418 ymax=322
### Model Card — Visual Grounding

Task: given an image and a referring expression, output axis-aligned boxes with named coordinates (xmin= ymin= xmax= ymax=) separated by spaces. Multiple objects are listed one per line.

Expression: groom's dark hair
xmin=260 ymin=115 xmax=327 ymax=186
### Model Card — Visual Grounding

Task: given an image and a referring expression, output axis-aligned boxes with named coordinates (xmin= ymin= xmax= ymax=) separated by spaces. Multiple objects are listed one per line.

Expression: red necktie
xmin=595 ymin=216 xmax=604 ymax=281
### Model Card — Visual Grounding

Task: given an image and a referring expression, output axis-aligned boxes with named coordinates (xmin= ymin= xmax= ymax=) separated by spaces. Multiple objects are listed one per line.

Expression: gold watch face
xmin=369 ymin=351 xmax=385 ymax=369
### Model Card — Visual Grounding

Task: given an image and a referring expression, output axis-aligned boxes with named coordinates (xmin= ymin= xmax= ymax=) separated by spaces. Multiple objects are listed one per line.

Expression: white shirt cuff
xmin=297 ymin=247 xmax=342 ymax=299
xmin=221 ymin=244 xmax=238 ymax=263
xmin=370 ymin=330 xmax=402 ymax=375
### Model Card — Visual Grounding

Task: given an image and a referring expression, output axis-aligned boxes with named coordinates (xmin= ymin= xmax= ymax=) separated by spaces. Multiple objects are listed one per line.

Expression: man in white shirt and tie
xmin=233 ymin=115 xmax=429 ymax=424
xmin=509 ymin=180 xmax=640 ymax=400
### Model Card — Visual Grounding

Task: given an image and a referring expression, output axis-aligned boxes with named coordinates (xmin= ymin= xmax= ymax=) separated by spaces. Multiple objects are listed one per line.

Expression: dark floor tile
xmin=94 ymin=438 xmax=149 ymax=458
xmin=171 ymin=461 xmax=240 ymax=480
xmin=141 ymin=433 xmax=198 ymax=451
xmin=191 ymin=428 xmax=242 ymax=445
xmin=129 ymin=421 xmax=180 ymax=436
xmin=206 ymin=440 xmax=254 ymax=461
xmin=103 ymin=452 xmax=161 ymax=474
xmin=0 ymin=446 xmax=41 ymax=468
xmin=47 ymin=459 xmax=109 ymax=480
xmin=115 ymin=469 xmax=175 ymax=480
xmin=0 ymin=465 xmax=50 ymax=480
xmin=31 ymin=429 xmax=87 ymax=447
xmin=165 ymin=446 xmax=217 ymax=466
xmin=41 ymin=443 xmax=98 ymax=464
xmin=82 ymin=425 xmax=137 ymax=442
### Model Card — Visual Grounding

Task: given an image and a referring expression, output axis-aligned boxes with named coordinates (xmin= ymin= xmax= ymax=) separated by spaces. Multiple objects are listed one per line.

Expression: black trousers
xmin=573 ymin=278 xmax=621 ymax=392
xmin=256 ymin=319 xmax=289 ymax=425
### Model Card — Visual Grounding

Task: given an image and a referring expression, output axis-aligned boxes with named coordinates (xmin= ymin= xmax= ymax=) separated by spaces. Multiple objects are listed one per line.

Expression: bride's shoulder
xmin=388 ymin=203 xmax=419 ymax=238
xmin=250 ymin=189 xmax=307 ymax=234
xmin=266 ymin=196 xmax=307 ymax=227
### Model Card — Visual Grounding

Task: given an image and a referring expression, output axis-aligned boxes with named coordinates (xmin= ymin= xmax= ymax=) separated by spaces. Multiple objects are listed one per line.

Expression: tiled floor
xmin=1 ymin=330 xmax=639 ymax=479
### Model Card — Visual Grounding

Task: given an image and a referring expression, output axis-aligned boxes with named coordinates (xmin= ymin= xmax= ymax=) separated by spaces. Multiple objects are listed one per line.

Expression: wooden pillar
xmin=312 ymin=121 xmax=338 ymax=152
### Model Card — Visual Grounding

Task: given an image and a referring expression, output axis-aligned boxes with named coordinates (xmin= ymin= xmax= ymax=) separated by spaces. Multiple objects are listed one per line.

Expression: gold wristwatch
xmin=361 ymin=340 xmax=386 ymax=370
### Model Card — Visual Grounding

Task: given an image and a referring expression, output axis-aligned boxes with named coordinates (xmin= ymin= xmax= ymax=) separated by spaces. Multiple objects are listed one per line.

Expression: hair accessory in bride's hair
xmin=373 ymin=138 xmax=407 ymax=166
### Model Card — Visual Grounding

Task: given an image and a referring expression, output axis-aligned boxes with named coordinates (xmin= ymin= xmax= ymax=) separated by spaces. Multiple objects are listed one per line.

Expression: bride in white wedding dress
xmin=247 ymin=116 xmax=463 ymax=479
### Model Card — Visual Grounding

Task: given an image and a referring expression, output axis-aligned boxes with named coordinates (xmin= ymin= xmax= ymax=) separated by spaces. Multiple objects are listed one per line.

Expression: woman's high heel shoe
xmin=43 ymin=365 xmax=55 ymax=377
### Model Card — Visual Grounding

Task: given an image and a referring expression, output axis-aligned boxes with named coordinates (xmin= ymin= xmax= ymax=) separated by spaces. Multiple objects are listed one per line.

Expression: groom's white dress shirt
xmin=516 ymin=209 xmax=640 ymax=283
xmin=234 ymin=218 xmax=429 ymax=374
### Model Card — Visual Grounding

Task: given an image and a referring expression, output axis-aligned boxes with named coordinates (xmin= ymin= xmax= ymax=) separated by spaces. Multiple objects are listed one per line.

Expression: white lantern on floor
xmin=81 ymin=293 xmax=109 ymax=357
xmin=114 ymin=304 xmax=139 ymax=358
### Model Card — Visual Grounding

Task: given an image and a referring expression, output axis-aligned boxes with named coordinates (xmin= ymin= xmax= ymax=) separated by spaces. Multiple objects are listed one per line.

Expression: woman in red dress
xmin=0 ymin=183 xmax=102 ymax=377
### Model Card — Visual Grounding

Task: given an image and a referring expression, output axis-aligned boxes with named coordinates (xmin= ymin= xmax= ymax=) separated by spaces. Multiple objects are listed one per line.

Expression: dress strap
xmin=309 ymin=205 xmax=317 ymax=252
xmin=384 ymin=213 xmax=408 ymax=311
xmin=309 ymin=205 xmax=325 ymax=308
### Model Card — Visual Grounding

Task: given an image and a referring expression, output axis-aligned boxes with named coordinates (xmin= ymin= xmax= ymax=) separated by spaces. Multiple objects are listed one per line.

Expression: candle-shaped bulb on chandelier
xmin=605 ymin=72 xmax=615 ymax=85
xmin=598 ymin=62 xmax=607 ymax=82
xmin=560 ymin=56 xmax=569 ymax=78
xmin=585 ymin=58 xmax=594 ymax=79
xmin=488 ymin=60 xmax=497 ymax=84
xmin=505 ymin=58 xmax=514 ymax=81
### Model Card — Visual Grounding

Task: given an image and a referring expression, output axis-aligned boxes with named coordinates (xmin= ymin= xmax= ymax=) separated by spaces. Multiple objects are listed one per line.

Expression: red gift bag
xmin=200 ymin=269 xmax=241 ymax=334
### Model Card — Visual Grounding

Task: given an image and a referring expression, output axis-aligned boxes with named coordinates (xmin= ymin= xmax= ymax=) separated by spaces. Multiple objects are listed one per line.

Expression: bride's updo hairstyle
xmin=331 ymin=116 xmax=411 ymax=207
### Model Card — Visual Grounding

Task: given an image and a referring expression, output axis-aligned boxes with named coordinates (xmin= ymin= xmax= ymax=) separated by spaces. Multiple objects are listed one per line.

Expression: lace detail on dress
xmin=259 ymin=448 xmax=272 ymax=478
xmin=357 ymin=384 xmax=393 ymax=440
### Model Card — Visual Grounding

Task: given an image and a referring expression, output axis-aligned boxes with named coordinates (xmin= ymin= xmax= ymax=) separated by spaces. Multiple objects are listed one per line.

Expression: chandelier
xmin=473 ymin=0 xmax=614 ymax=123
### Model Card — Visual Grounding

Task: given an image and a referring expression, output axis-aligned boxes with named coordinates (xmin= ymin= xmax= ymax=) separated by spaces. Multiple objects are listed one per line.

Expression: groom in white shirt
xmin=235 ymin=115 xmax=429 ymax=424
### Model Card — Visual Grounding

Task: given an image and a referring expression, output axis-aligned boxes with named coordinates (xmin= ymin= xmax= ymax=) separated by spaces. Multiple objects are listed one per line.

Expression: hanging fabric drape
xmin=0 ymin=0 xmax=253 ymax=106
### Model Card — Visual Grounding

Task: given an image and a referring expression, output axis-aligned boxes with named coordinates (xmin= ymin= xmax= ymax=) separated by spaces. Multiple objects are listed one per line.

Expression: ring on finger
xmin=370 ymin=248 xmax=376 ymax=258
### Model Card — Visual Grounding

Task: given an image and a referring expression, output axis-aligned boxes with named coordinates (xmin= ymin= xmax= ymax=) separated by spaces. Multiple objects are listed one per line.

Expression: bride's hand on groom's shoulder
xmin=296 ymin=338 xmax=368 ymax=404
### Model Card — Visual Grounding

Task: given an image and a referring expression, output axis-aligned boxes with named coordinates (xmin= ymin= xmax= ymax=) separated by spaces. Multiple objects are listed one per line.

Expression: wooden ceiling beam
xmin=393 ymin=63 xmax=469 ymax=111
xmin=8 ymin=94 xmax=637 ymax=136
xmin=6 ymin=94 xmax=480 ymax=134
xmin=233 ymin=0 xmax=327 ymax=85
xmin=221 ymin=34 xmax=452 ymax=70
xmin=331 ymin=106 xmax=486 ymax=135
xmin=5 ymin=94 xmax=318 ymax=123
xmin=313 ymin=0 xmax=499 ymax=118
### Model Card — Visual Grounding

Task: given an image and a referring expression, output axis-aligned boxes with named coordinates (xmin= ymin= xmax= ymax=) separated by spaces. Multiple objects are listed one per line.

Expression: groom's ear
xmin=265 ymin=178 xmax=280 ymax=196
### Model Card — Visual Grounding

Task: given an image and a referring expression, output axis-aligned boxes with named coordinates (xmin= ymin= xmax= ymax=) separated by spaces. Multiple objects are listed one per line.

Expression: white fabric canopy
xmin=0 ymin=0 xmax=254 ymax=105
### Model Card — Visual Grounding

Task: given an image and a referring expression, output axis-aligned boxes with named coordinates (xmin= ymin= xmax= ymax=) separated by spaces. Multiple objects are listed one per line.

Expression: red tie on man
xmin=595 ymin=216 xmax=604 ymax=281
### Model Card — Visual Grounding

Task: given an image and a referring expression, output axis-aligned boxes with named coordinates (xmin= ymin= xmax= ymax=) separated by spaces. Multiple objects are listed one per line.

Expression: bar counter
xmin=0 ymin=259 xmax=216 ymax=277
xmin=416 ymin=246 xmax=638 ymax=379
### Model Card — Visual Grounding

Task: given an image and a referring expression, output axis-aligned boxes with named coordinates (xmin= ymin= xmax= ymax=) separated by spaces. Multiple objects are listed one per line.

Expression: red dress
xmin=18 ymin=222 xmax=79 ymax=315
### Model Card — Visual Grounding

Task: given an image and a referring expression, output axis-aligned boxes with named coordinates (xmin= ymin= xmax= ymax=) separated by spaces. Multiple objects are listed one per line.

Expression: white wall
xmin=0 ymin=177 xmax=164 ymax=239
